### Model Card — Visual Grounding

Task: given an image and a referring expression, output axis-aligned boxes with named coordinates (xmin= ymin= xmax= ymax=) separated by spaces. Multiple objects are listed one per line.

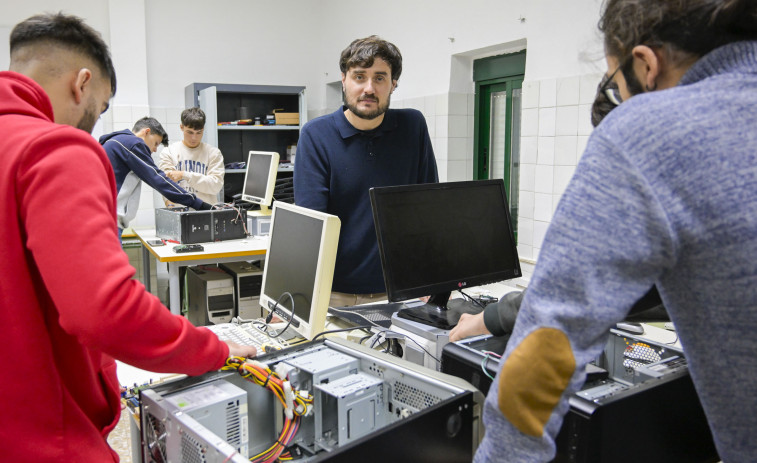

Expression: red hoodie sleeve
xmin=18 ymin=126 xmax=228 ymax=374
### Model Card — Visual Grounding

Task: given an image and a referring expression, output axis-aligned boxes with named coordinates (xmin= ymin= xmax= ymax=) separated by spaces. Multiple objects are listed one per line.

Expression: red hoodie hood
xmin=0 ymin=71 xmax=55 ymax=122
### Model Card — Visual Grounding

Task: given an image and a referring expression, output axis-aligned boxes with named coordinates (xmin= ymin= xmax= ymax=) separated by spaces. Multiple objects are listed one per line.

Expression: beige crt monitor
xmin=241 ymin=150 xmax=279 ymax=215
xmin=258 ymin=202 xmax=340 ymax=340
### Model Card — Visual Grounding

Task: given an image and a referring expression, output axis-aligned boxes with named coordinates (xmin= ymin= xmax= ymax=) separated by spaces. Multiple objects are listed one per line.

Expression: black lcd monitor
xmin=370 ymin=179 xmax=521 ymax=330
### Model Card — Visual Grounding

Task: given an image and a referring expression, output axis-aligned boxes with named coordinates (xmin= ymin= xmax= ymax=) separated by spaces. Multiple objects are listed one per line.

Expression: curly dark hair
xmin=339 ymin=35 xmax=403 ymax=81
xmin=599 ymin=0 xmax=757 ymax=62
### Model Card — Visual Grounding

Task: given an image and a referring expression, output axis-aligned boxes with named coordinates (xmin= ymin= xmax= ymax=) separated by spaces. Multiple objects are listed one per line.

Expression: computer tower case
xmin=219 ymin=261 xmax=263 ymax=319
xmin=441 ymin=331 xmax=719 ymax=463
xmin=140 ymin=338 xmax=484 ymax=463
xmin=186 ymin=265 xmax=235 ymax=326
xmin=155 ymin=206 xmax=247 ymax=244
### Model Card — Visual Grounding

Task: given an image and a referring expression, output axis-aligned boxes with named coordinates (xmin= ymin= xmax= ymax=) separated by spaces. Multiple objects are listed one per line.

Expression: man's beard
xmin=76 ymin=98 xmax=99 ymax=133
xmin=622 ymin=66 xmax=646 ymax=97
xmin=345 ymin=93 xmax=391 ymax=120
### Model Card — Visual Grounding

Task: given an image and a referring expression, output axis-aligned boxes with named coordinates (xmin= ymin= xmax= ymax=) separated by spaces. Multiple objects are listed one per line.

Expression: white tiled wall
xmin=393 ymin=91 xmax=475 ymax=182
xmin=517 ymin=72 xmax=602 ymax=261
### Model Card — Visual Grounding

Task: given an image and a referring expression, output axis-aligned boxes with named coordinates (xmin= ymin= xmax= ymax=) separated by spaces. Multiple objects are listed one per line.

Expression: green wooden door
xmin=474 ymin=77 xmax=523 ymax=241
xmin=473 ymin=51 xmax=525 ymax=243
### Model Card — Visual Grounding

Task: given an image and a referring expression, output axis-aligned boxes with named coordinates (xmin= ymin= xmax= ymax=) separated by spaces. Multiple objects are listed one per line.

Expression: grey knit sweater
xmin=475 ymin=41 xmax=757 ymax=463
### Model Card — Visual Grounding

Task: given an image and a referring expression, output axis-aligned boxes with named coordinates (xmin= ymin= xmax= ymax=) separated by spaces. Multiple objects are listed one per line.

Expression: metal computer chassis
xmin=140 ymin=338 xmax=484 ymax=462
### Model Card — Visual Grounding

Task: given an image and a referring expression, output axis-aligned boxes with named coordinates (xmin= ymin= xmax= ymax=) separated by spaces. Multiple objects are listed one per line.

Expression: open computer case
xmin=140 ymin=338 xmax=484 ymax=462
xmin=441 ymin=329 xmax=719 ymax=463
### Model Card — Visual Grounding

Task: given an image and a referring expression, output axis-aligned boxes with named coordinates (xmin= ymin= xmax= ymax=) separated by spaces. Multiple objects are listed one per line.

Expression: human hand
xmin=449 ymin=312 xmax=490 ymax=342
xmin=224 ymin=340 xmax=257 ymax=359
xmin=166 ymin=170 xmax=183 ymax=182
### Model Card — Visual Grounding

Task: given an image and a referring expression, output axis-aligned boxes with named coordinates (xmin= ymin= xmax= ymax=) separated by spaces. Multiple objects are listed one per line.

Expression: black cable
xmin=386 ymin=330 xmax=441 ymax=364
xmin=253 ymin=320 xmax=268 ymax=333
xmin=457 ymin=289 xmax=486 ymax=309
xmin=267 ymin=292 xmax=295 ymax=339
xmin=370 ymin=331 xmax=385 ymax=349
xmin=311 ymin=325 xmax=373 ymax=343
xmin=665 ymin=331 xmax=680 ymax=345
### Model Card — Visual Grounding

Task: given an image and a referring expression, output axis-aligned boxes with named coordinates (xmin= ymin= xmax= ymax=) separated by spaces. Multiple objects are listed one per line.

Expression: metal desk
xmin=134 ymin=229 xmax=267 ymax=315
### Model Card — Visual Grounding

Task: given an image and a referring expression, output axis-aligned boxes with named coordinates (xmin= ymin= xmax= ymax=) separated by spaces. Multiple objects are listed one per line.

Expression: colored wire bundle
xmin=251 ymin=416 xmax=299 ymax=463
xmin=223 ymin=357 xmax=312 ymax=417
xmin=223 ymin=357 xmax=312 ymax=462
xmin=213 ymin=202 xmax=250 ymax=236
xmin=480 ymin=350 xmax=502 ymax=381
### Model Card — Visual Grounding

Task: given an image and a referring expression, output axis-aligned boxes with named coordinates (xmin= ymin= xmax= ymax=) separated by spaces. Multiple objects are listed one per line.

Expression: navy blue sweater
xmin=100 ymin=130 xmax=208 ymax=228
xmin=294 ymin=107 xmax=438 ymax=294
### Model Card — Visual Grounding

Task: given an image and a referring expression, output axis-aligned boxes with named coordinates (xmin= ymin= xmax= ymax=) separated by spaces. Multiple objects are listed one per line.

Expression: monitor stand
xmin=396 ymin=292 xmax=484 ymax=330
xmin=247 ymin=205 xmax=272 ymax=216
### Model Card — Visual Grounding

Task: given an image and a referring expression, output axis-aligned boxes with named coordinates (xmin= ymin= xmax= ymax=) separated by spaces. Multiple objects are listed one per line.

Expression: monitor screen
xmin=241 ymin=151 xmax=279 ymax=206
xmin=370 ymin=179 xmax=521 ymax=329
xmin=259 ymin=202 xmax=340 ymax=340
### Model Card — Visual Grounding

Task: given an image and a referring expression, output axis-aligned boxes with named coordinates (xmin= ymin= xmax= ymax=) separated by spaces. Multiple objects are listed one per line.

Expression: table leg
xmin=141 ymin=243 xmax=152 ymax=293
xmin=168 ymin=263 xmax=181 ymax=315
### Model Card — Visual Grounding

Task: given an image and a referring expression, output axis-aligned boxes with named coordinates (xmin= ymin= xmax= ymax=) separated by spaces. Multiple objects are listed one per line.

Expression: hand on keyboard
xmin=224 ymin=340 xmax=257 ymax=359
xmin=206 ymin=322 xmax=288 ymax=351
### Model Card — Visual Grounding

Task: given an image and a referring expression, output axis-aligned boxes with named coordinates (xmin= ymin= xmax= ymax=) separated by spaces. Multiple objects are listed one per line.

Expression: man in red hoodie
xmin=0 ymin=13 xmax=257 ymax=461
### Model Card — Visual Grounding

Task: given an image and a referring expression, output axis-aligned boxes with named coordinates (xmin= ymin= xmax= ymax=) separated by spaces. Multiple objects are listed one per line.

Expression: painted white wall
xmin=2 ymin=0 xmax=605 ymax=131
xmin=137 ymin=0 xmax=604 ymax=112
xmin=3 ymin=0 xmax=609 ymax=267
xmin=144 ymin=0 xmax=327 ymax=109
xmin=109 ymin=0 xmax=149 ymax=107
xmin=309 ymin=0 xmax=605 ymax=106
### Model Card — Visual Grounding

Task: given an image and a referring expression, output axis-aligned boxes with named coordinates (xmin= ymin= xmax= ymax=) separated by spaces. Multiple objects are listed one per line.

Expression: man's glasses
xmin=600 ymin=67 xmax=623 ymax=106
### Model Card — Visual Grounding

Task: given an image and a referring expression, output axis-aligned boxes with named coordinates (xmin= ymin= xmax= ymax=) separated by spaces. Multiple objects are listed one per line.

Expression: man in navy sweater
xmin=294 ymin=36 xmax=438 ymax=307
xmin=100 ymin=117 xmax=212 ymax=237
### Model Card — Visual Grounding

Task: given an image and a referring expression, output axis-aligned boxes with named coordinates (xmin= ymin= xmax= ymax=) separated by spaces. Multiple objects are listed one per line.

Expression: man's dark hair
xmin=10 ymin=12 xmax=117 ymax=97
xmin=133 ymin=117 xmax=169 ymax=146
xmin=599 ymin=0 xmax=757 ymax=80
xmin=339 ymin=35 xmax=403 ymax=81
xmin=181 ymin=107 xmax=206 ymax=130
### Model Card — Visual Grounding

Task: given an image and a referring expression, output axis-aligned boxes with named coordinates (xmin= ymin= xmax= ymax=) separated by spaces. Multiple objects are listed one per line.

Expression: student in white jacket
xmin=159 ymin=107 xmax=224 ymax=205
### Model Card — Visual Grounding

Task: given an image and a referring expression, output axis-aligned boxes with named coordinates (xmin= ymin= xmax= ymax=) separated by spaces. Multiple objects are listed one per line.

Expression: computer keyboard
xmin=206 ymin=322 xmax=288 ymax=351
xmin=360 ymin=309 xmax=394 ymax=323
xmin=328 ymin=303 xmax=404 ymax=329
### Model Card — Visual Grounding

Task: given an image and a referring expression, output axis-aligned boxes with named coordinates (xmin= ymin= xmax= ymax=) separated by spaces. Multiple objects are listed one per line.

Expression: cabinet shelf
xmin=186 ymin=82 xmax=306 ymax=203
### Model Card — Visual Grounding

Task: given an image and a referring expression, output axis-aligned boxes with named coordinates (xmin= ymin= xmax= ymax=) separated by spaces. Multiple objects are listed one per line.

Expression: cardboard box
xmin=274 ymin=112 xmax=299 ymax=125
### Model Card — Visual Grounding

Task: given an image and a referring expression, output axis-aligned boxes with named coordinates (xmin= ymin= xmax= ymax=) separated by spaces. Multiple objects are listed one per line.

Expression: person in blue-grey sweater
xmin=294 ymin=36 xmax=438 ymax=308
xmin=100 ymin=117 xmax=212 ymax=237
xmin=475 ymin=1 xmax=757 ymax=462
